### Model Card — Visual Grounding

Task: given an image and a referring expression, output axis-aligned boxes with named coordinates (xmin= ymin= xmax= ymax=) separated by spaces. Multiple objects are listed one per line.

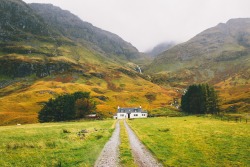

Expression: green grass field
xmin=0 ymin=120 xmax=115 ymax=167
xmin=128 ymin=116 xmax=250 ymax=166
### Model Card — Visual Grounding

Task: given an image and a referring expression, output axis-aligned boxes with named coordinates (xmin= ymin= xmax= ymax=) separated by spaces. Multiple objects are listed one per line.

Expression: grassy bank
xmin=0 ymin=120 xmax=115 ymax=166
xmin=128 ymin=116 xmax=250 ymax=166
xmin=119 ymin=120 xmax=136 ymax=167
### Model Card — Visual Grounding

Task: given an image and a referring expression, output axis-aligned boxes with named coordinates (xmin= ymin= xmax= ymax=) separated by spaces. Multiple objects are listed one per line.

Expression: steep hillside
xmin=29 ymin=3 xmax=140 ymax=60
xmin=0 ymin=0 xmax=68 ymax=56
xmin=0 ymin=0 xmax=58 ymax=41
xmin=147 ymin=18 xmax=250 ymax=113
xmin=148 ymin=18 xmax=250 ymax=78
xmin=0 ymin=0 xmax=173 ymax=125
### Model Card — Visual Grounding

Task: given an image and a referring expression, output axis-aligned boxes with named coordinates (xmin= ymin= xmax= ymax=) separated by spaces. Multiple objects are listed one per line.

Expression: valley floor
xmin=128 ymin=116 xmax=250 ymax=166
xmin=0 ymin=116 xmax=249 ymax=166
xmin=0 ymin=120 xmax=115 ymax=166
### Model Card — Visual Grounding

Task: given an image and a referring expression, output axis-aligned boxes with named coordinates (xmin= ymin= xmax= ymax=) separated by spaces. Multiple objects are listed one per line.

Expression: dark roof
xmin=117 ymin=107 xmax=146 ymax=114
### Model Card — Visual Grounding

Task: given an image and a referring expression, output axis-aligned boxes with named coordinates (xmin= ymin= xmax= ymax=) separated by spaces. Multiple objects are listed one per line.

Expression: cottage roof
xmin=117 ymin=107 xmax=145 ymax=114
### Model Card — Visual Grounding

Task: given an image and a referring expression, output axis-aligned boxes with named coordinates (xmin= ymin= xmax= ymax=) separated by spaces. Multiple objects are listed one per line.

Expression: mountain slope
xmin=147 ymin=18 xmax=250 ymax=113
xmin=148 ymin=18 xmax=250 ymax=78
xmin=146 ymin=41 xmax=176 ymax=57
xmin=29 ymin=3 xmax=140 ymax=60
xmin=0 ymin=0 xmax=59 ymax=41
xmin=0 ymin=0 xmax=173 ymax=125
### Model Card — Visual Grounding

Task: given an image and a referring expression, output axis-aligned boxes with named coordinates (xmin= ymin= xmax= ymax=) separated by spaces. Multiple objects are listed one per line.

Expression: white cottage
xmin=113 ymin=106 xmax=148 ymax=119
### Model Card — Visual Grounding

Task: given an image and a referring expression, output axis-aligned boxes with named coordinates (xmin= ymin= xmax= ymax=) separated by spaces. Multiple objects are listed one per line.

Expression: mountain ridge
xmin=147 ymin=18 xmax=250 ymax=113
xmin=29 ymin=3 xmax=140 ymax=60
xmin=148 ymin=18 xmax=250 ymax=75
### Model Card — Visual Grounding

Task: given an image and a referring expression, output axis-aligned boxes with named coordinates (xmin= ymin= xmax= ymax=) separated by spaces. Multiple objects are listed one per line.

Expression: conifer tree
xmin=181 ymin=84 xmax=220 ymax=114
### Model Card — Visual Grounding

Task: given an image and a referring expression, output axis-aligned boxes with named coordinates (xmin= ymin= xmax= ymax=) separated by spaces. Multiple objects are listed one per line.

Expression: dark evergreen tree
xmin=181 ymin=84 xmax=220 ymax=114
xmin=38 ymin=91 xmax=95 ymax=122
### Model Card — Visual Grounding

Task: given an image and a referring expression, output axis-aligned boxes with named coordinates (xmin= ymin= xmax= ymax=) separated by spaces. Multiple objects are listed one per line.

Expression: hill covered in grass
xmin=146 ymin=18 xmax=250 ymax=113
xmin=148 ymin=18 xmax=250 ymax=82
xmin=0 ymin=0 xmax=174 ymax=125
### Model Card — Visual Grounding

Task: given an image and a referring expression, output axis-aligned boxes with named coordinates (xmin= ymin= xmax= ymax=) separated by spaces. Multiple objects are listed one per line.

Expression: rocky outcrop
xmin=0 ymin=58 xmax=74 ymax=78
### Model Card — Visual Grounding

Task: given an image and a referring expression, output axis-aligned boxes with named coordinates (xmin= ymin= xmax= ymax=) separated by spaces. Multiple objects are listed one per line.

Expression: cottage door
xmin=128 ymin=113 xmax=130 ymax=118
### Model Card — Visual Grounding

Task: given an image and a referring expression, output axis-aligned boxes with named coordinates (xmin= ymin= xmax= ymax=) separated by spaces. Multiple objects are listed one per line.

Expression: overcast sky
xmin=23 ymin=0 xmax=250 ymax=52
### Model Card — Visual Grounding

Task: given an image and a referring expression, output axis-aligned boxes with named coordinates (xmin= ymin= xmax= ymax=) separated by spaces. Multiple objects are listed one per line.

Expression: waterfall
xmin=137 ymin=65 xmax=142 ymax=74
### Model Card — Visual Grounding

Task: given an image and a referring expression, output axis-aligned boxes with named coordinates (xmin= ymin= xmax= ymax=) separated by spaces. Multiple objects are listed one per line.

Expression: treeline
xmin=181 ymin=84 xmax=220 ymax=114
xmin=38 ymin=92 xmax=96 ymax=122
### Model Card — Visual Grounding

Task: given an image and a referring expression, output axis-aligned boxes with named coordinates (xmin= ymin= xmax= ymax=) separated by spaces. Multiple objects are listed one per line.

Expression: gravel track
xmin=94 ymin=120 xmax=120 ymax=167
xmin=95 ymin=120 xmax=162 ymax=167
xmin=124 ymin=120 xmax=163 ymax=167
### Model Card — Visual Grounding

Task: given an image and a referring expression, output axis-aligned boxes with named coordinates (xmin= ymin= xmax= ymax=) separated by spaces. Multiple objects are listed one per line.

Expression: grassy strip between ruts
xmin=0 ymin=120 xmax=115 ymax=167
xmin=119 ymin=120 xmax=137 ymax=167
xmin=128 ymin=116 xmax=250 ymax=167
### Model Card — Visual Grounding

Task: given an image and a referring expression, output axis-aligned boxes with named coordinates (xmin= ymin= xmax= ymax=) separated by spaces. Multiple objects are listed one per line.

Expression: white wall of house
xmin=117 ymin=113 xmax=127 ymax=119
xmin=116 ymin=112 xmax=147 ymax=119
xmin=130 ymin=113 xmax=147 ymax=118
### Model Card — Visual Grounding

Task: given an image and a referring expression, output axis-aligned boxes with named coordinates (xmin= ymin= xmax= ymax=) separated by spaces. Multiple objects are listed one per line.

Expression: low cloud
xmin=24 ymin=0 xmax=250 ymax=51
